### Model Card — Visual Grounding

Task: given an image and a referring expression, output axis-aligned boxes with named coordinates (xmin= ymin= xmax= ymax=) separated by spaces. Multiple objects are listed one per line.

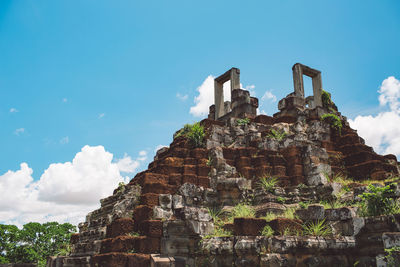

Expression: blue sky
xmin=1 ymin=0 xmax=400 ymax=225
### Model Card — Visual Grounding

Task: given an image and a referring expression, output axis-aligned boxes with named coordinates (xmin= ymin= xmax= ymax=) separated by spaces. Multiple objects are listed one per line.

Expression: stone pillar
xmin=292 ymin=63 xmax=304 ymax=98
xmin=214 ymin=80 xmax=225 ymax=120
xmin=230 ymin=68 xmax=240 ymax=90
xmin=312 ymin=72 xmax=323 ymax=107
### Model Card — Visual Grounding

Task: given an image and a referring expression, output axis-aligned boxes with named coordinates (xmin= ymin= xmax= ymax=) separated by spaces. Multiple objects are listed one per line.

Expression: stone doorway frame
xmin=214 ymin=68 xmax=240 ymax=119
xmin=292 ymin=63 xmax=323 ymax=108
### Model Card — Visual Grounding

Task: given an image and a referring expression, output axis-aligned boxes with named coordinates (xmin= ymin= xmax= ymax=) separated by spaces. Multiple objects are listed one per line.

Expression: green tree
xmin=0 ymin=224 xmax=19 ymax=263
xmin=0 ymin=222 xmax=76 ymax=266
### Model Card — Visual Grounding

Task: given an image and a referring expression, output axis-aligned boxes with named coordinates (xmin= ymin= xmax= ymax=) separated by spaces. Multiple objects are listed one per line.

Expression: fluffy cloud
xmin=261 ymin=91 xmax=277 ymax=102
xmin=117 ymin=150 xmax=147 ymax=173
xmin=176 ymin=93 xmax=188 ymax=101
xmin=60 ymin=136 xmax=69 ymax=144
xmin=14 ymin=128 xmax=25 ymax=135
xmin=349 ymin=76 xmax=400 ymax=157
xmin=0 ymin=146 xmax=146 ymax=226
xmin=189 ymin=76 xmax=254 ymax=117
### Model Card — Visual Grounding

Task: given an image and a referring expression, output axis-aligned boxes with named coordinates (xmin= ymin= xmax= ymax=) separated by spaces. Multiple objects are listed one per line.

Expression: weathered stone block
xmin=106 ymin=218 xmax=135 ymax=238
xmin=140 ymin=193 xmax=159 ymax=207
xmin=158 ymin=194 xmax=172 ymax=209
xmin=172 ymin=195 xmax=184 ymax=209
xmin=325 ymin=207 xmax=357 ymax=221
xmin=295 ymin=204 xmax=325 ymax=221
xmin=153 ymin=206 xmax=173 ymax=220
xmin=234 ymin=218 xmax=267 ymax=236
xmin=138 ymin=220 xmax=163 ymax=237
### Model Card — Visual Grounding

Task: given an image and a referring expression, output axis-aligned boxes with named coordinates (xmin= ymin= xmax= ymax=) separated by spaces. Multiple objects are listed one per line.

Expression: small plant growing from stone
xmin=207 ymin=207 xmax=224 ymax=226
xmin=261 ymin=225 xmax=274 ymax=237
xmin=382 ymin=246 xmax=400 ymax=267
xmin=116 ymin=182 xmax=126 ymax=194
xmin=236 ymin=118 xmax=250 ymax=126
xmin=322 ymin=90 xmax=333 ymax=108
xmin=302 ymin=219 xmax=332 ymax=237
xmin=358 ymin=183 xmax=400 ymax=216
xmin=279 ymin=227 xmax=295 ymax=236
xmin=128 ymin=231 xmax=140 ymax=237
xmin=276 ymin=196 xmax=285 ymax=204
xmin=231 ymin=203 xmax=256 ymax=219
xmin=263 ymin=212 xmax=278 ymax=222
xmin=321 ymin=113 xmax=342 ymax=135
xmin=187 ymin=122 xmax=205 ymax=148
xmin=174 ymin=123 xmax=192 ymax=139
xmin=174 ymin=122 xmax=205 ymax=148
xmin=203 ymin=227 xmax=232 ymax=239
xmin=299 ymin=201 xmax=310 ymax=209
xmin=283 ymin=207 xmax=297 ymax=220
xmin=257 ymin=175 xmax=278 ymax=193
xmin=267 ymin=129 xmax=286 ymax=141
xmin=206 ymin=156 xmax=213 ymax=167
xmin=297 ymin=183 xmax=307 ymax=190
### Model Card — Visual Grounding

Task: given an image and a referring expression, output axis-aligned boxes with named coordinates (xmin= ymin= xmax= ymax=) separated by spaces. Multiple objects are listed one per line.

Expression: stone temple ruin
xmin=48 ymin=64 xmax=400 ymax=267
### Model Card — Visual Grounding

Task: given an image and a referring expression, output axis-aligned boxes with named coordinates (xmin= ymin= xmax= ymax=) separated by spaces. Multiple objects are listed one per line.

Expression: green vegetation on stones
xmin=276 ymin=196 xmax=285 ymax=204
xmin=282 ymin=207 xmax=297 ymax=220
xmin=320 ymin=199 xmax=348 ymax=209
xmin=257 ymin=175 xmax=278 ymax=193
xmin=260 ymin=225 xmax=274 ymax=237
xmin=236 ymin=118 xmax=250 ymax=126
xmin=202 ymin=227 xmax=233 ymax=239
xmin=128 ymin=231 xmax=140 ymax=237
xmin=116 ymin=181 xmax=126 ymax=194
xmin=302 ymin=219 xmax=332 ymax=237
xmin=358 ymin=183 xmax=400 ymax=216
xmin=322 ymin=90 xmax=333 ymax=108
xmin=383 ymin=246 xmax=400 ymax=267
xmin=206 ymin=156 xmax=213 ymax=166
xmin=174 ymin=123 xmax=192 ymax=139
xmin=175 ymin=122 xmax=205 ymax=148
xmin=207 ymin=207 xmax=224 ymax=226
xmin=299 ymin=201 xmax=310 ymax=209
xmin=267 ymin=129 xmax=287 ymax=141
xmin=231 ymin=203 xmax=256 ymax=219
xmin=321 ymin=113 xmax=342 ymax=134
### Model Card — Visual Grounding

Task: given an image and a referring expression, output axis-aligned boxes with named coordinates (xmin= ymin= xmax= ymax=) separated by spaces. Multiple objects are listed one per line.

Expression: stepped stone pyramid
xmin=48 ymin=64 xmax=400 ymax=267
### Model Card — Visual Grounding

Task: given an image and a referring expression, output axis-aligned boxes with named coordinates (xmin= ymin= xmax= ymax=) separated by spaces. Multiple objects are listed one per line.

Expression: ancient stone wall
xmin=48 ymin=64 xmax=400 ymax=267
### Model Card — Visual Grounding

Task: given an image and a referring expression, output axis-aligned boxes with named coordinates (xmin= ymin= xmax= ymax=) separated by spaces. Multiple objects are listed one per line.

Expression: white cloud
xmin=0 ymin=146 xmax=146 ymax=226
xmin=176 ymin=93 xmax=188 ymax=101
xmin=190 ymin=75 xmax=215 ymax=117
xmin=98 ymin=113 xmax=105 ymax=119
xmin=62 ymin=98 xmax=68 ymax=103
xmin=117 ymin=151 xmax=147 ymax=173
xmin=261 ymin=91 xmax=277 ymax=102
xmin=349 ymin=76 xmax=400 ymax=157
xmin=60 ymin=136 xmax=69 ymax=144
xmin=378 ymin=76 xmax=400 ymax=112
xmin=14 ymin=128 xmax=25 ymax=135
xmin=245 ymin=85 xmax=256 ymax=96
xmin=10 ymin=108 xmax=18 ymax=113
